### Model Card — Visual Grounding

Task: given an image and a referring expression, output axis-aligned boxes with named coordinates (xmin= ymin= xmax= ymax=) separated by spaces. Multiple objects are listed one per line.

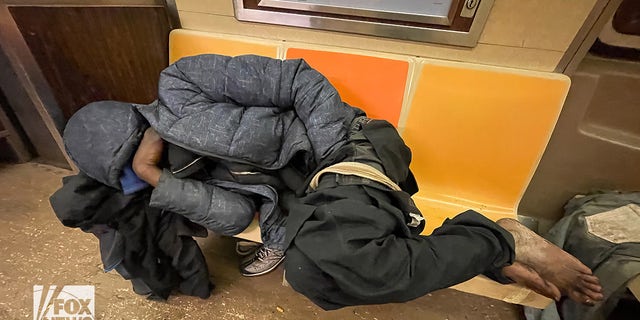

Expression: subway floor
xmin=0 ymin=163 xmax=525 ymax=320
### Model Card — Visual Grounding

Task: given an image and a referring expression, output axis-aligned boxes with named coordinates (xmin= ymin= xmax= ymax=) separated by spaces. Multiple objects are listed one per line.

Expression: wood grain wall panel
xmin=9 ymin=6 xmax=170 ymax=119
xmin=0 ymin=33 xmax=70 ymax=167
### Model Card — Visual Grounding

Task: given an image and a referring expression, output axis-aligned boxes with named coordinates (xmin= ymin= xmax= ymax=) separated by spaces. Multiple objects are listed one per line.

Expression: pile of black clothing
xmin=50 ymin=174 xmax=212 ymax=300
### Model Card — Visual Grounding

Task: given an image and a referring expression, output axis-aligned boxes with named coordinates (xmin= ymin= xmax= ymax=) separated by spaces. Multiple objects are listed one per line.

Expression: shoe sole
xmin=236 ymin=247 xmax=258 ymax=256
xmin=236 ymin=242 xmax=260 ymax=256
xmin=240 ymin=255 xmax=286 ymax=277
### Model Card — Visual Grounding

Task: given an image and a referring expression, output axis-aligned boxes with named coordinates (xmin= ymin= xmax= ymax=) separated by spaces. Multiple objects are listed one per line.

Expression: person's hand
xmin=132 ymin=127 xmax=164 ymax=187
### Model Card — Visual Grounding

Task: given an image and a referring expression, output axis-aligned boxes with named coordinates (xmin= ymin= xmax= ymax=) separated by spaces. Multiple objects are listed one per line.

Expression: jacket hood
xmin=63 ymin=101 xmax=149 ymax=189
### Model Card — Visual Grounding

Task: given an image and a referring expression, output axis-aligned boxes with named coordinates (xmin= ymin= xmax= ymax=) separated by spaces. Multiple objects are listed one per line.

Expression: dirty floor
xmin=0 ymin=163 xmax=525 ymax=320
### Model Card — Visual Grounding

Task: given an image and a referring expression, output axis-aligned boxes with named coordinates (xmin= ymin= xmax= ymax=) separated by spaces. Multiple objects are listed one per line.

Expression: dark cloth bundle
xmin=50 ymin=172 xmax=213 ymax=300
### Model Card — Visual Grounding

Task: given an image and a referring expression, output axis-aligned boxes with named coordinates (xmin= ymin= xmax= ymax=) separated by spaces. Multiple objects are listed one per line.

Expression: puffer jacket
xmin=134 ymin=54 xmax=364 ymax=250
xmin=61 ymin=54 xmax=363 ymax=252
xmin=62 ymin=100 xmax=286 ymax=250
xmin=137 ymin=54 xmax=364 ymax=171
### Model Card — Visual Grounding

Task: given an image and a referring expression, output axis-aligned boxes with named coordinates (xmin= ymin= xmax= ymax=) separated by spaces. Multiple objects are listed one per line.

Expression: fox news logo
xmin=33 ymin=285 xmax=95 ymax=320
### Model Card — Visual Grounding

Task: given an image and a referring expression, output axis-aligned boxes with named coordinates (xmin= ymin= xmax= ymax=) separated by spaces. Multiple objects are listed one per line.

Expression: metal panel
xmin=258 ymin=0 xmax=456 ymax=25
xmin=164 ymin=0 xmax=182 ymax=29
xmin=556 ymin=0 xmax=621 ymax=74
xmin=233 ymin=0 xmax=494 ymax=47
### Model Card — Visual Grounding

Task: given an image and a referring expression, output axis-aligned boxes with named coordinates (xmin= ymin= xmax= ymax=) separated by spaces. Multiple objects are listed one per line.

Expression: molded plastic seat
xmin=403 ymin=61 xmax=570 ymax=234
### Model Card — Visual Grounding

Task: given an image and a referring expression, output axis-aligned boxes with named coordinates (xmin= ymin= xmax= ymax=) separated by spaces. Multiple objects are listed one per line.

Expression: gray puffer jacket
xmin=137 ymin=54 xmax=363 ymax=170
xmin=64 ymin=54 xmax=363 ymax=250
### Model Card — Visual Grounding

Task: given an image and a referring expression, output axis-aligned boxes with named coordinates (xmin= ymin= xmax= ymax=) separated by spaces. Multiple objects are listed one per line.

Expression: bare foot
xmin=502 ymin=261 xmax=561 ymax=301
xmin=497 ymin=218 xmax=604 ymax=305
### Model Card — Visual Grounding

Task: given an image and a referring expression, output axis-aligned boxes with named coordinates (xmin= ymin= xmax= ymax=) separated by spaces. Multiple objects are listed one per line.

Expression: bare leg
xmin=497 ymin=218 xmax=604 ymax=305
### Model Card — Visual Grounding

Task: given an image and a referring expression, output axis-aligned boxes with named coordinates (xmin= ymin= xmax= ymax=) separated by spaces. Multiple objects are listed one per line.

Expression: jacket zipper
xmin=159 ymin=134 xmax=283 ymax=171
xmin=171 ymin=156 xmax=205 ymax=175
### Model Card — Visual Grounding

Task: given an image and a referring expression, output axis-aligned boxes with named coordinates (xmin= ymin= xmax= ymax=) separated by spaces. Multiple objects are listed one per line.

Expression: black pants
xmin=286 ymin=203 xmax=515 ymax=310
xmin=284 ymin=117 xmax=515 ymax=310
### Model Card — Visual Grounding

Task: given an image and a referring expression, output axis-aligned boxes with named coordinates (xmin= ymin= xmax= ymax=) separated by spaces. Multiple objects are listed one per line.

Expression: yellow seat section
xmin=169 ymin=29 xmax=278 ymax=63
xmin=403 ymin=61 xmax=570 ymax=234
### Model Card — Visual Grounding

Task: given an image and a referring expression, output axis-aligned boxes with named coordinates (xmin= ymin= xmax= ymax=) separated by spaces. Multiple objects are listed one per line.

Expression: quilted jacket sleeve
xmin=149 ymin=170 xmax=255 ymax=236
xmin=148 ymin=54 xmax=363 ymax=165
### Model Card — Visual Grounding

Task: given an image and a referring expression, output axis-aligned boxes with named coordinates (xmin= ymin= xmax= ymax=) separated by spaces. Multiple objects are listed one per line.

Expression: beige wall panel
xmin=178 ymin=11 xmax=563 ymax=71
xmin=523 ymin=1 xmax=597 ymax=51
xmin=520 ymin=56 xmax=640 ymax=224
xmin=479 ymin=0 xmax=597 ymax=51
xmin=477 ymin=0 xmax=525 ymax=48
xmin=175 ymin=0 xmax=232 ymax=16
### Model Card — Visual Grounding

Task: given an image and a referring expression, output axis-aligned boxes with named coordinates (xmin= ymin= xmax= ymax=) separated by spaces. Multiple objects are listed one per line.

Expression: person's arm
xmin=133 ymin=128 xmax=255 ymax=235
xmin=149 ymin=171 xmax=255 ymax=235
